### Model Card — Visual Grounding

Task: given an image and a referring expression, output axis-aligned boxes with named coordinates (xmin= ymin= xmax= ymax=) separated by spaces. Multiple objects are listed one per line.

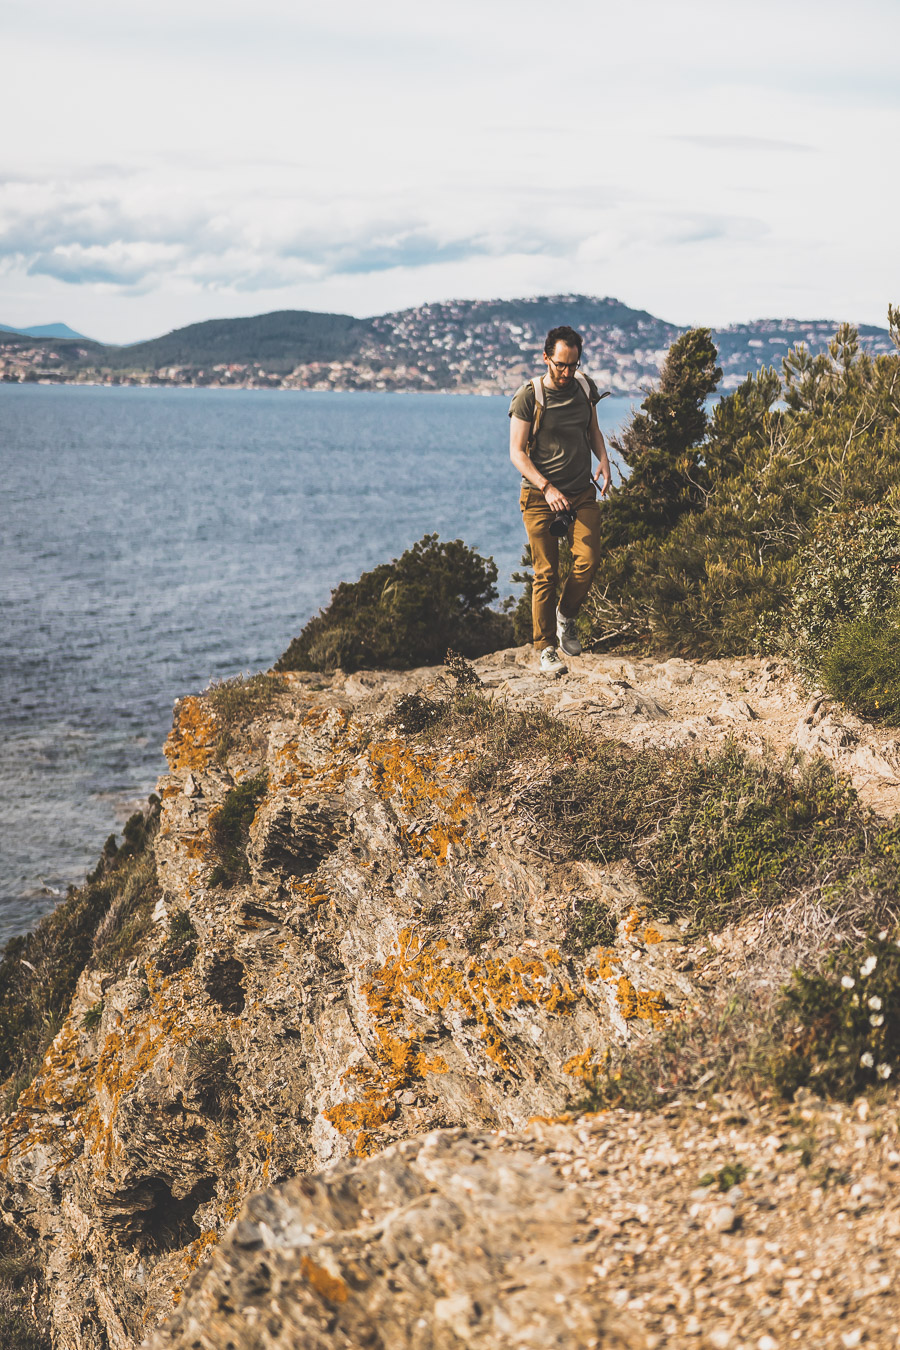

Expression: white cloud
xmin=1 ymin=0 xmax=897 ymax=340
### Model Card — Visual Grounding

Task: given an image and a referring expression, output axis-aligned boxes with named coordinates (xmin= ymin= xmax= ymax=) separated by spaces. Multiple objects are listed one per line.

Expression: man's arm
xmin=589 ymin=406 xmax=612 ymax=497
xmin=509 ymin=415 xmax=571 ymax=511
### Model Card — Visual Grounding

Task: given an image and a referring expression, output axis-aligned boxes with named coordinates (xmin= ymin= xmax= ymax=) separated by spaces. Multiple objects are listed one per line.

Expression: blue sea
xmin=0 ymin=385 xmax=632 ymax=943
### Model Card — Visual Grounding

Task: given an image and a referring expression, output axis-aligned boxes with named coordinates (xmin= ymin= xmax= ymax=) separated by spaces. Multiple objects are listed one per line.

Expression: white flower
xmin=841 ymin=976 xmax=856 ymax=989
xmin=868 ymin=995 xmax=883 ymax=1011
xmin=877 ymin=1063 xmax=892 ymax=1079
xmin=870 ymin=1014 xmax=885 ymax=1027
xmin=860 ymin=1051 xmax=875 ymax=1067
xmin=860 ymin=956 xmax=878 ymax=978
xmin=878 ymin=929 xmax=888 ymax=941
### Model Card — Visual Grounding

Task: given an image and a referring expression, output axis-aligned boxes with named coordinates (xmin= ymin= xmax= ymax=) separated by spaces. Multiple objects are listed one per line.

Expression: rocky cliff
xmin=3 ymin=648 xmax=900 ymax=1349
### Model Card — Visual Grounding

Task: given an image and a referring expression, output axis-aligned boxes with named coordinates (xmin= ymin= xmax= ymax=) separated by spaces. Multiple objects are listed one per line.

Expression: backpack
xmin=527 ymin=371 xmax=609 ymax=452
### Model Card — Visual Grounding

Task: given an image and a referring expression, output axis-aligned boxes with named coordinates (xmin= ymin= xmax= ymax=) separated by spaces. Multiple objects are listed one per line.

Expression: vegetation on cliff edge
xmin=575 ymin=308 xmax=900 ymax=667
xmin=275 ymin=534 xmax=513 ymax=673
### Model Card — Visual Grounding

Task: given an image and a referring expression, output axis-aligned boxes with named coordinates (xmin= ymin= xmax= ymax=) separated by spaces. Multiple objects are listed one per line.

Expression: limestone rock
xmin=146 ymin=1128 xmax=646 ymax=1350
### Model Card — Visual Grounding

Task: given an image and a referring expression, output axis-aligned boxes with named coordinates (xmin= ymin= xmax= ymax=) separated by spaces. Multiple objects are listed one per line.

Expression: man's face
xmin=543 ymin=341 xmax=580 ymax=390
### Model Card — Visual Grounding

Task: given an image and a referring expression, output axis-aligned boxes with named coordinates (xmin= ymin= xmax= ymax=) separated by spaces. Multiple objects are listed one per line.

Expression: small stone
xmin=841 ymin=1332 xmax=863 ymax=1349
xmin=709 ymin=1203 xmax=739 ymax=1233
xmin=758 ymin=1337 xmax=779 ymax=1350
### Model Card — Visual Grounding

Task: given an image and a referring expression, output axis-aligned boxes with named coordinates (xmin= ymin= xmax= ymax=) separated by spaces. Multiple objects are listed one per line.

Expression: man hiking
xmin=509 ymin=324 xmax=612 ymax=675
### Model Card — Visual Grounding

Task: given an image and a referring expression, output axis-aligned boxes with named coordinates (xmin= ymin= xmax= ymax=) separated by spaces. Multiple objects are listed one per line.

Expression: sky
xmin=1 ymin=0 xmax=897 ymax=344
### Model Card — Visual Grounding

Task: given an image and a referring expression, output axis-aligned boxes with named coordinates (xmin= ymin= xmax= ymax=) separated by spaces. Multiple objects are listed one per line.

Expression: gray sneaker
xmin=556 ymin=609 xmax=582 ymax=657
xmin=540 ymin=646 xmax=567 ymax=676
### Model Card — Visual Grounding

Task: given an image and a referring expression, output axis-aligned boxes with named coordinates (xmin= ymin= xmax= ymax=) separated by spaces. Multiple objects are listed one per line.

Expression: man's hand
xmin=593 ymin=467 xmax=611 ymax=499
xmin=543 ymin=484 xmax=571 ymax=512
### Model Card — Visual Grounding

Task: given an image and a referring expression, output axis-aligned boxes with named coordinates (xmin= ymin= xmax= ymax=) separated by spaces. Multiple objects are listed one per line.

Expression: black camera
xmin=549 ymin=507 xmax=576 ymax=538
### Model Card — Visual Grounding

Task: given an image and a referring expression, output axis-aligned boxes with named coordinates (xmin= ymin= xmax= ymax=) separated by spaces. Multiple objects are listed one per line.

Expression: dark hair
xmin=544 ymin=325 xmax=583 ymax=358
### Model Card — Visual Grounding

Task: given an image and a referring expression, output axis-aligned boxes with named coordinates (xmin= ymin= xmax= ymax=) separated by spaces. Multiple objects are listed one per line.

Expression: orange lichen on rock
xmin=616 ymin=976 xmax=667 ymax=1025
xmin=183 ymin=1229 xmax=219 ymax=1274
xmin=622 ymin=907 xmax=663 ymax=946
xmin=323 ymin=1096 xmax=397 ymax=1135
xmin=623 ymin=909 xmax=642 ymax=938
xmin=563 ymin=1047 xmax=596 ymax=1081
xmin=286 ymin=879 xmax=329 ymax=908
xmin=3 ymin=961 xmax=214 ymax=1182
xmin=584 ymin=948 xmax=620 ymax=982
xmin=361 ymin=928 xmax=578 ymax=1085
xmin=372 ymin=1026 xmax=448 ymax=1080
xmin=365 ymin=930 xmax=577 ymax=1026
xmin=481 ymin=1029 xmax=516 ymax=1072
xmin=300 ymin=1255 xmax=349 ymax=1305
xmin=352 ymin=1130 xmax=380 ymax=1158
xmin=368 ymin=740 xmax=474 ymax=862
xmin=180 ymin=832 xmax=209 ymax=861
xmin=0 ymin=1019 xmax=92 ymax=1170
xmin=164 ymin=697 xmax=219 ymax=772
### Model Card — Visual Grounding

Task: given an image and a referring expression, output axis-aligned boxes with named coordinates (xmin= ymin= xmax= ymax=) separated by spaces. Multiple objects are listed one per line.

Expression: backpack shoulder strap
xmin=574 ymin=370 xmax=590 ymax=399
xmin=527 ymin=375 xmax=545 ymax=452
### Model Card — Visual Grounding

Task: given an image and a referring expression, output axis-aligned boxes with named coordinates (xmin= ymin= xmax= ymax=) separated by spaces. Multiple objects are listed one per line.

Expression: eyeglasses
xmin=547 ymin=357 xmax=580 ymax=372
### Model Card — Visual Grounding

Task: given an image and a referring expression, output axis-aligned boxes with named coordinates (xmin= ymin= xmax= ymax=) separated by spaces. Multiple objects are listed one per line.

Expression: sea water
xmin=0 ymin=384 xmax=631 ymax=943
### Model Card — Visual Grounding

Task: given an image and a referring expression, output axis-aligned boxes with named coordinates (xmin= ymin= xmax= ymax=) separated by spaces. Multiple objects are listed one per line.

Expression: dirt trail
xmin=462 ymin=648 xmax=900 ymax=819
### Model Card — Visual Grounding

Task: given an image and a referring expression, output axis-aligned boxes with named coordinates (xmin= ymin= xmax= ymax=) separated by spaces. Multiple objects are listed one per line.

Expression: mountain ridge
xmin=0 ymin=294 xmax=894 ymax=395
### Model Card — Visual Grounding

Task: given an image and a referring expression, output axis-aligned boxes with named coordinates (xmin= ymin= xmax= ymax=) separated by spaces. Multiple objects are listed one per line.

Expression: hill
xmin=105 ymin=308 xmax=371 ymax=373
xmin=0 ymin=321 xmax=89 ymax=340
xmin=0 ymin=295 xmax=894 ymax=394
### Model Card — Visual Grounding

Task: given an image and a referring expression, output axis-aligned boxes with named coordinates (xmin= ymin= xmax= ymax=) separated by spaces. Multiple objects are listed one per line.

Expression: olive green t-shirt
xmin=508 ymin=373 xmax=601 ymax=496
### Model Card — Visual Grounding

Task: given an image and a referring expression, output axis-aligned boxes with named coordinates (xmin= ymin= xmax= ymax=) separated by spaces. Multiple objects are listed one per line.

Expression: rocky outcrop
xmin=3 ymin=646 xmax=900 ymax=1349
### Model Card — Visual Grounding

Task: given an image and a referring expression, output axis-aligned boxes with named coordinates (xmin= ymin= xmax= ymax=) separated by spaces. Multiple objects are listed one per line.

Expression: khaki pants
xmin=519 ymin=484 xmax=602 ymax=650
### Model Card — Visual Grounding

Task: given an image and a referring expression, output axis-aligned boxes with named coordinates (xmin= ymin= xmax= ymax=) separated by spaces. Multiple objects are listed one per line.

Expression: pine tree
xmin=601 ymin=328 xmax=722 ymax=547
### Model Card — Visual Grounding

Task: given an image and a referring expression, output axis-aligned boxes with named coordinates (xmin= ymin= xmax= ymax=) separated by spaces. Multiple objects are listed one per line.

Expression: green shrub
xmin=562 ymin=896 xmax=617 ymax=956
xmin=0 ymin=799 xmax=161 ymax=1111
xmin=205 ymin=672 xmax=285 ymax=763
xmin=765 ymin=504 xmax=900 ymax=680
xmin=207 ymin=772 xmax=268 ymax=888
xmin=187 ymin=1032 xmax=237 ymax=1117
xmin=772 ymin=930 xmax=900 ymax=1100
xmin=582 ymin=315 xmax=900 ymax=657
xmin=601 ymin=328 xmax=722 ymax=547
xmin=275 ymin=534 xmax=514 ymax=673
xmin=819 ymin=605 xmax=900 ymax=723
xmin=698 ymin=1162 xmax=748 ymax=1191
xmin=419 ymin=692 xmax=870 ymax=936
xmin=643 ymin=749 xmax=866 ymax=931
xmin=155 ymin=908 xmax=199 ymax=976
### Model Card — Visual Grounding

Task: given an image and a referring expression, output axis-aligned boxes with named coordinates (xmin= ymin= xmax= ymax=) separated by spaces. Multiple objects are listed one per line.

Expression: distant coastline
xmin=2 ymin=293 xmax=894 ymax=398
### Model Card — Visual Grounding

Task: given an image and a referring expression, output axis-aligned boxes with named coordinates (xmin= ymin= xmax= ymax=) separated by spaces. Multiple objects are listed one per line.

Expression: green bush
xmin=772 ymin=930 xmax=900 ymax=1100
xmin=819 ymin=605 xmax=900 ymax=723
xmin=643 ymin=749 xmax=866 ymax=930
xmin=562 ymin=896 xmax=617 ymax=956
xmin=0 ymin=800 xmax=161 ymax=1111
xmin=581 ymin=313 xmax=900 ymax=657
xmin=601 ymin=327 xmax=722 ymax=547
xmin=275 ymin=534 xmax=514 ymax=673
xmin=205 ymin=672 xmax=285 ymax=763
xmin=765 ymin=504 xmax=900 ymax=680
xmin=155 ymin=908 xmax=199 ymax=976
xmin=207 ymin=772 xmax=268 ymax=888
xmin=419 ymin=692 xmax=870 ymax=936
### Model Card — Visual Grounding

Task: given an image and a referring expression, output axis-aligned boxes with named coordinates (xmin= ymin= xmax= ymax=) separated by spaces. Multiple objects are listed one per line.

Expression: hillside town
xmin=0 ymin=297 xmax=894 ymax=395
